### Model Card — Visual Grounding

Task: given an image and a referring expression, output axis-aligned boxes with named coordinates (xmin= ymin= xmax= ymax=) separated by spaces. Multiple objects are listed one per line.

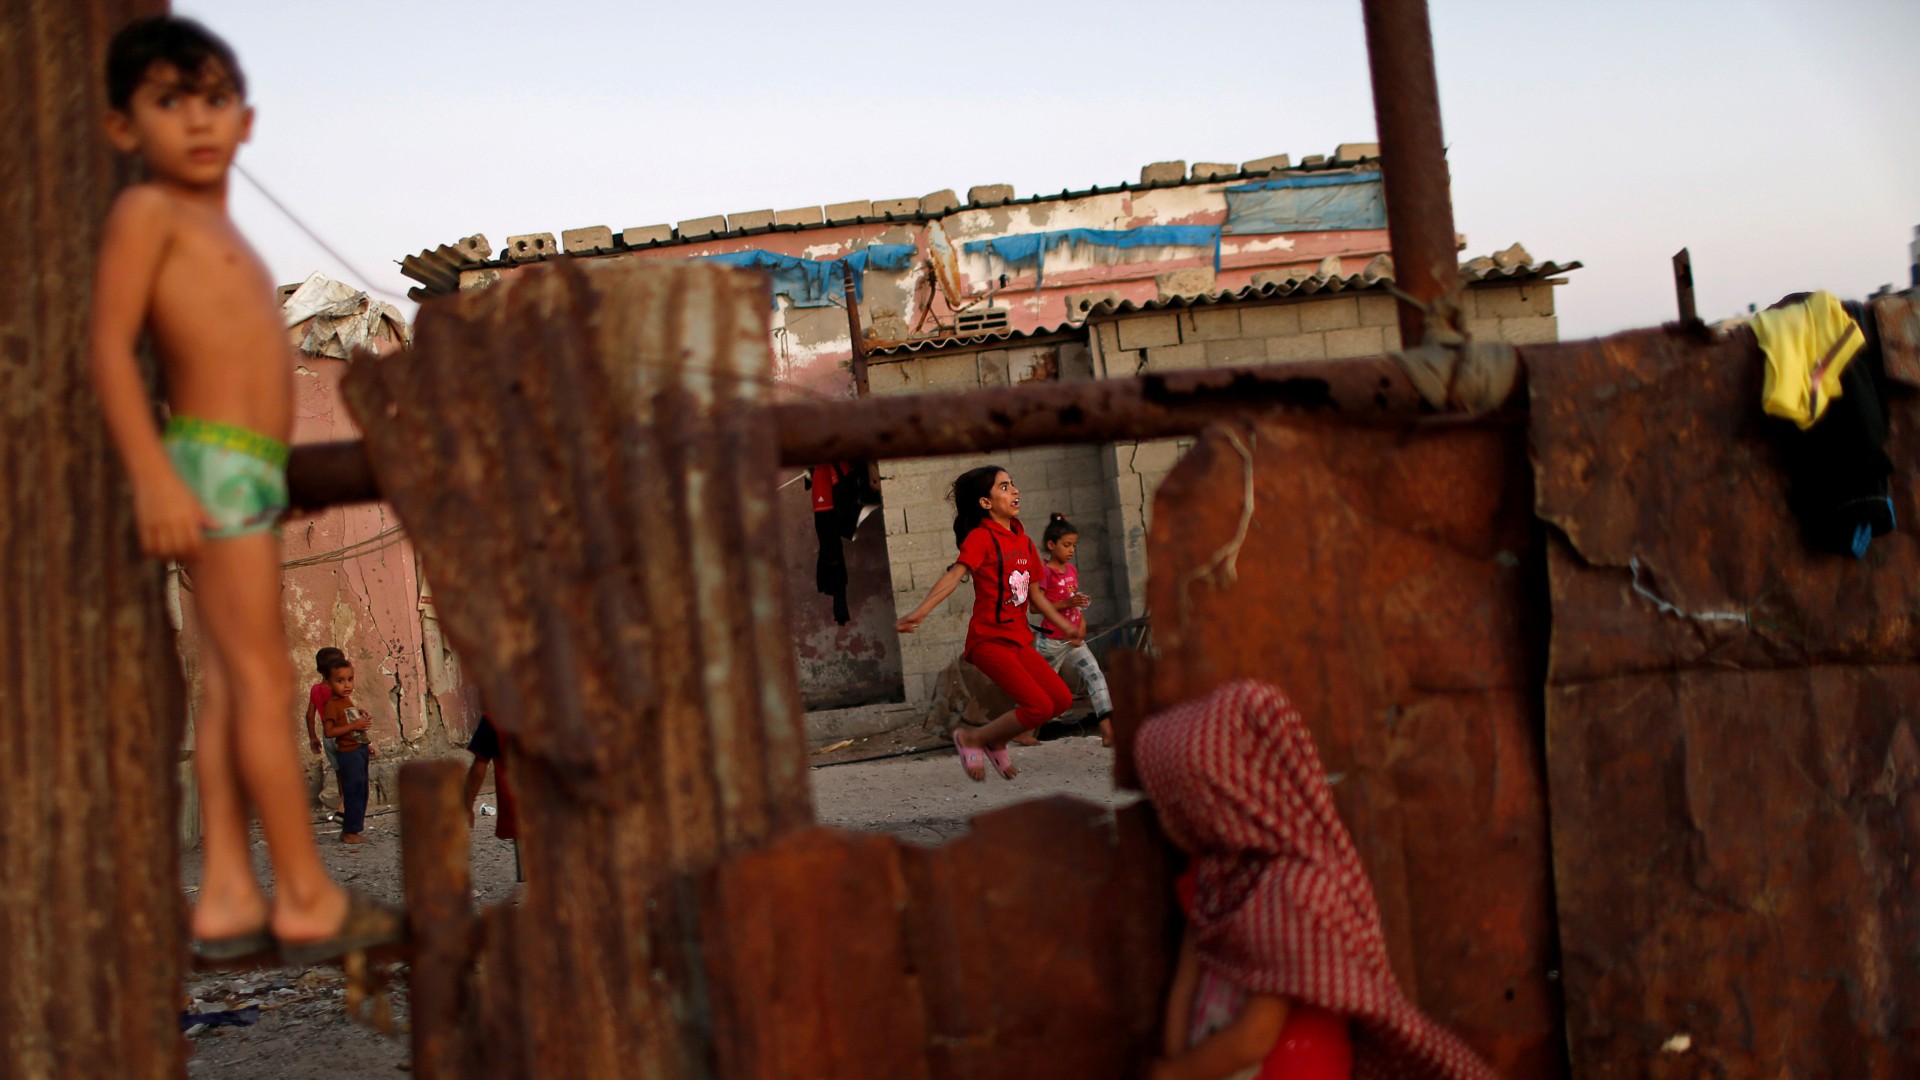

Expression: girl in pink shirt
xmin=1032 ymin=514 xmax=1113 ymax=745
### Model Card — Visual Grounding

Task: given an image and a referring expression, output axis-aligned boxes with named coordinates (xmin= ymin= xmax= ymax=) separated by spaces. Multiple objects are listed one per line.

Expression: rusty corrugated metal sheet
xmin=1529 ymin=326 xmax=1920 ymax=1077
xmin=341 ymin=259 xmax=811 ymax=1076
xmin=1141 ymin=416 xmax=1565 ymax=1078
xmin=0 ymin=2 xmax=185 ymax=1077
xmin=702 ymin=799 xmax=1172 ymax=1080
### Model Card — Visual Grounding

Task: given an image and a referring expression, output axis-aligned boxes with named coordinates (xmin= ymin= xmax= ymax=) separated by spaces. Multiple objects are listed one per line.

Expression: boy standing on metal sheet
xmin=89 ymin=16 xmax=398 ymax=963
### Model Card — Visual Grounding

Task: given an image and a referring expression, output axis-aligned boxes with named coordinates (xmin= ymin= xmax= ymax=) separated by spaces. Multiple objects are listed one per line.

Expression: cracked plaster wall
xmin=174 ymin=330 xmax=481 ymax=833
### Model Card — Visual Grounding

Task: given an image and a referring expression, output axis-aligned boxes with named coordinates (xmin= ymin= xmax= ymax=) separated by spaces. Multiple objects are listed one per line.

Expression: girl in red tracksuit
xmin=897 ymin=465 xmax=1083 ymax=781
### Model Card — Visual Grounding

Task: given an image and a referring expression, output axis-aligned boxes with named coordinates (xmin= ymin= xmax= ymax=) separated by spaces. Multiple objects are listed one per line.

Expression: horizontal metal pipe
xmin=286 ymin=356 xmax=1440 ymax=509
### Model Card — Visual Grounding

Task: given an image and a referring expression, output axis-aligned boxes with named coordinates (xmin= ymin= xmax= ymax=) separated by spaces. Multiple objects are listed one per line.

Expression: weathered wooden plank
xmin=1143 ymin=416 xmax=1563 ymax=1077
xmin=340 ymin=259 xmax=811 ymax=1076
xmin=0 ymin=3 xmax=184 ymax=1077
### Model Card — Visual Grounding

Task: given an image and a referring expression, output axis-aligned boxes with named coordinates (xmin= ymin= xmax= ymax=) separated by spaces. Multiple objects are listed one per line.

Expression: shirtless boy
xmin=89 ymin=16 xmax=396 ymax=963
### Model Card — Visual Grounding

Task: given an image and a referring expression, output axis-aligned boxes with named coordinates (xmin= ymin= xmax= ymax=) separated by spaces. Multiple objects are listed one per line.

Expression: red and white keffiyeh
xmin=1134 ymin=680 xmax=1497 ymax=1080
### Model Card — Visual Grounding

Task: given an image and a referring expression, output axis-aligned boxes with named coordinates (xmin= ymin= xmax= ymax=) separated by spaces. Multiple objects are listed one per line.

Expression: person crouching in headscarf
xmin=1134 ymin=680 xmax=1497 ymax=1080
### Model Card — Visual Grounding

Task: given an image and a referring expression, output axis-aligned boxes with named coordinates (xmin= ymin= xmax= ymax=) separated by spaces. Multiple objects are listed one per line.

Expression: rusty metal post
xmin=1362 ymin=0 xmax=1463 ymax=347
xmin=400 ymin=760 xmax=471 ymax=1080
xmin=842 ymin=260 xmax=870 ymax=398
xmin=1 ymin=2 xmax=185 ymax=1077
xmin=1672 ymin=248 xmax=1698 ymax=325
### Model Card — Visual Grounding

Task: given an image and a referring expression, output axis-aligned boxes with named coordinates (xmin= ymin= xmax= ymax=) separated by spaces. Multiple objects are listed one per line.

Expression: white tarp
xmin=281 ymin=272 xmax=410 ymax=359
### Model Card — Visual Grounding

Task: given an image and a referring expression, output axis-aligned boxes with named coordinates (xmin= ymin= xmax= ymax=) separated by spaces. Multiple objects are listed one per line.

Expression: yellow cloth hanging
xmin=1751 ymin=290 xmax=1864 ymax=430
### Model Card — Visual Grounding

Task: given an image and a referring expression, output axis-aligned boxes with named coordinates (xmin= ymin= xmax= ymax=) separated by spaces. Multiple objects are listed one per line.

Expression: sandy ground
xmin=181 ymin=732 xmax=1130 ymax=1077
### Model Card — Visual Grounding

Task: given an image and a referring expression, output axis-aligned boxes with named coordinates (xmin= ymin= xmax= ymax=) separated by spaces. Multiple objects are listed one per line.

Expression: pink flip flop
xmin=952 ymin=731 xmax=987 ymax=782
xmin=985 ymin=745 xmax=1018 ymax=780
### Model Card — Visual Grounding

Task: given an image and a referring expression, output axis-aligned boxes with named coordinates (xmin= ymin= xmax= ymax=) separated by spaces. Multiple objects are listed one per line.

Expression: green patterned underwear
xmin=163 ymin=416 xmax=290 ymax=539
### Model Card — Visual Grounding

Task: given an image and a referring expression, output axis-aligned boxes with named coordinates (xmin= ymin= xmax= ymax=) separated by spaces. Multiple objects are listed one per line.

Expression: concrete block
xmin=1492 ymin=242 xmax=1532 ymax=269
xmin=867 ymin=360 xmax=925 ymax=396
xmin=1463 ymin=318 xmax=1500 ymax=342
xmin=621 ymin=224 xmax=674 ymax=246
xmin=1180 ymin=307 xmax=1242 ymax=341
xmin=455 ymin=234 xmax=492 ymax=262
xmin=1359 ymin=294 xmax=1399 ymax=327
xmin=912 ymin=557 xmax=959 ymax=591
xmin=1383 ymin=325 xmax=1403 ymax=351
xmin=1324 ymin=326 xmax=1387 ymax=357
xmin=920 ymin=189 xmax=960 ymax=215
xmin=883 ymin=505 xmax=907 ymax=535
xmin=1045 ymin=453 xmax=1103 ymax=488
xmin=889 ymin=529 xmax=955 ymax=562
xmin=561 ymin=226 xmax=614 ymax=254
xmin=775 ymin=206 xmax=823 ymax=228
xmin=459 ymin=268 xmax=502 ymax=291
xmin=1474 ymin=283 xmax=1555 ymax=318
xmin=1069 ymin=482 xmax=1111 ymax=518
xmin=1499 ymin=315 xmax=1560 ymax=345
xmin=824 ymin=200 xmax=872 ymax=224
xmin=1147 ymin=343 xmax=1208 ymax=372
xmin=1267 ymin=333 xmax=1328 ymax=362
xmin=1239 ymin=304 xmax=1301 ymax=337
xmin=678 ymin=215 xmax=726 ymax=240
xmin=1301 ymin=154 xmax=1328 ymax=166
xmin=1065 ymin=290 xmax=1121 ymax=319
xmin=1190 ymin=162 xmax=1238 ymax=180
xmin=1334 ymin=142 xmax=1380 ymax=162
xmin=1116 ymin=313 xmax=1181 ymax=351
xmin=1205 ymin=337 xmax=1271 ymax=366
xmin=968 ymin=184 xmax=1014 ymax=207
xmin=1107 ymin=348 xmax=1147 ymax=377
xmin=1156 ymin=267 xmax=1216 ymax=301
xmin=872 ymin=197 xmax=918 ymax=218
xmin=920 ymin=352 xmax=979 ymax=390
xmin=504 ymin=233 xmax=556 ymax=261
xmin=1299 ymin=296 xmax=1360 ymax=332
xmin=728 ymin=209 xmax=775 ymax=232
xmin=1129 ymin=439 xmax=1183 ymax=476
xmin=1241 ymin=153 xmax=1291 ymax=174
xmin=1140 ymin=160 xmax=1187 ymax=185
xmin=976 ymin=349 xmax=1012 ymax=388
xmin=903 ymin=502 xmax=950 ymax=536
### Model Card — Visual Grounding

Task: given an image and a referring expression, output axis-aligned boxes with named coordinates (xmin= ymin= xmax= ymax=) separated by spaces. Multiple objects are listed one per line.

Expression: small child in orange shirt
xmin=320 ymin=658 xmax=374 ymax=845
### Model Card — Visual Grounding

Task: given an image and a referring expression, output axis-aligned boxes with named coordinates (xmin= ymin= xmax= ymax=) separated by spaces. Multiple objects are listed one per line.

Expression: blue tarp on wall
xmin=700 ymin=244 xmax=918 ymax=308
xmin=1223 ymin=172 xmax=1387 ymax=235
xmin=961 ymin=225 xmax=1220 ymax=286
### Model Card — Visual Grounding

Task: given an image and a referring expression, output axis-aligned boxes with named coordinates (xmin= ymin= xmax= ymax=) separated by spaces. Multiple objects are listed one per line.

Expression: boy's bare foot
xmin=269 ymin=880 xmax=352 ymax=948
xmin=190 ymin=885 xmax=271 ymax=944
xmin=1099 ymin=717 xmax=1114 ymax=748
xmin=1010 ymin=730 xmax=1040 ymax=747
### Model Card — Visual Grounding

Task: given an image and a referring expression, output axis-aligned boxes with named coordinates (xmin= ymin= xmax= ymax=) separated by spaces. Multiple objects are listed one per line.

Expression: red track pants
xmin=965 ymin=639 xmax=1072 ymax=729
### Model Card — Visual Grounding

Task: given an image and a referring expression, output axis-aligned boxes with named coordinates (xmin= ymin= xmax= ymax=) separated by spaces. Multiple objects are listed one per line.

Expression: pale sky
xmin=179 ymin=0 xmax=1919 ymax=339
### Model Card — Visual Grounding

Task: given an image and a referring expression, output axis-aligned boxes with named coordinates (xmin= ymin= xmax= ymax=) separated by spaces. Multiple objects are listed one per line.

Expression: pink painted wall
xmin=175 ymin=308 xmax=481 ymax=817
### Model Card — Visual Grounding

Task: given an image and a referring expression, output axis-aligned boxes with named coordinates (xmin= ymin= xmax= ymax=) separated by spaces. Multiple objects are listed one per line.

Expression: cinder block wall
xmin=1089 ymin=282 xmax=1558 ymax=620
xmin=870 ymin=342 xmax=1121 ymax=704
xmin=876 ymin=282 xmax=1559 ymax=703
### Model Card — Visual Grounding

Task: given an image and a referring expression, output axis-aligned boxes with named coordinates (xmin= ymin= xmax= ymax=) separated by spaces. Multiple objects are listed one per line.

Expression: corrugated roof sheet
xmin=867 ymin=254 xmax=1581 ymax=357
xmin=1084 ymin=256 xmax=1582 ymax=318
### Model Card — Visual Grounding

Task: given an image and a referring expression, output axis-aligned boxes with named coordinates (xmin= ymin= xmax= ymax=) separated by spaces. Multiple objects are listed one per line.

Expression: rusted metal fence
xmin=13 ymin=0 xmax=1920 ymax=1076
